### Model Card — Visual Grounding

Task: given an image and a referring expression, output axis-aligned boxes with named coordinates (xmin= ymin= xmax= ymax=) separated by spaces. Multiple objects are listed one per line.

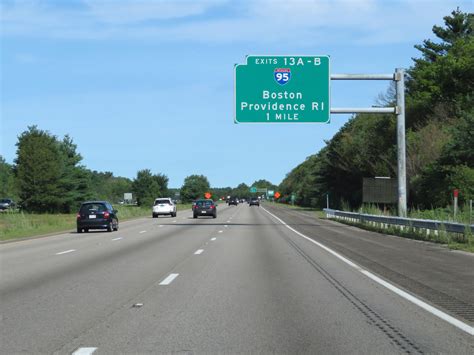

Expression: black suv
xmin=193 ymin=199 xmax=217 ymax=218
xmin=77 ymin=201 xmax=119 ymax=233
xmin=249 ymin=197 xmax=260 ymax=206
xmin=228 ymin=197 xmax=238 ymax=206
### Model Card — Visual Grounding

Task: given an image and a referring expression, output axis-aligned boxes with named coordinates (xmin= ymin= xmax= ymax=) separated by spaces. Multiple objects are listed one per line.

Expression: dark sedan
xmin=0 ymin=198 xmax=15 ymax=211
xmin=249 ymin=197 xmax=260 ymax=206
xmin=193 ymin=199 xmax=217 ymax=218
xmin=76 ymin=201 xmax=119 ymax=233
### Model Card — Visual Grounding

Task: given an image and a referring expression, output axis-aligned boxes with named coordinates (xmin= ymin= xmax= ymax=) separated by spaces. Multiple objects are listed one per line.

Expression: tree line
xmin=279 ymin=9 xmax=473 ymax=210
xmin=0 ymin=127 xmax=277 ymax=213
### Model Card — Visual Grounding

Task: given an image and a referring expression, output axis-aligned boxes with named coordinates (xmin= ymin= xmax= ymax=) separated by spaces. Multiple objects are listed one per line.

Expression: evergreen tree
xmin=14 ymin=126 xmax=63 ymax=212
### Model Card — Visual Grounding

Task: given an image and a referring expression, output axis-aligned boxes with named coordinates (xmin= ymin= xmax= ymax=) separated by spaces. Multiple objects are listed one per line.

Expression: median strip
xmin=159 ymin=273 xmax=179 ymax=285
xmin=55 ymin=249 xmax=75 ymax=255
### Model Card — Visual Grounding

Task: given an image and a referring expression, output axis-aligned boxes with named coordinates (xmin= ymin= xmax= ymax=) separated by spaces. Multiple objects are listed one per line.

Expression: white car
xmin=152 ymin=198 xmax=177 ymax=218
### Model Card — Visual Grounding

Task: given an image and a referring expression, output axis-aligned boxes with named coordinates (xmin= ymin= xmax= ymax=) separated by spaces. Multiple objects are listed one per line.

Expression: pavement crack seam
xmin=282 ymin=234 xmax=424 ymax=354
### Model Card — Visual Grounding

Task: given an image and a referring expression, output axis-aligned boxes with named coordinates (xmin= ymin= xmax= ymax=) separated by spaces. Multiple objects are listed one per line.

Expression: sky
xmin=1 ymin=0 xmax=472 ymax=188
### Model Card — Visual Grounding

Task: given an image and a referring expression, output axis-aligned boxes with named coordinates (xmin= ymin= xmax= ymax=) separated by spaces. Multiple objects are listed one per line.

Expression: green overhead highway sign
xmin=235 ymin=55 xmax=330 ymax=123
xmin=250 ymin=187 xmax=257 ymax=193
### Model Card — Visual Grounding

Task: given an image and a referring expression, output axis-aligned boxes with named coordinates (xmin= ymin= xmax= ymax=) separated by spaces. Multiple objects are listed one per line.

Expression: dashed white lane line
xmin=218 ymin=230 xmax=223 ymax=233
xmin=261 ymin=206 xmax=474 ymax=336
xmin=159 ymin=273 xmax=179 ymax=285
xmin=112 ymin=237 xmax=123 ymax=241
xmin=194 ymin=249 xmax=204 ymax=255
xmin=224 ymin=225 xmax=228 ymax=228
xmin=55 ymin=249 xmax=75 ymax=255
xmin=72 ymin=347 xmax=97 ymax=355
xmin=139 ymin=230 xmax=147 ymax=234
xmin=173 ymin=220 xmax=177 ymax=223
xmin=159 ymin=225 xmax=164 ymax=228
xmin=211 ymin=237 xmax=217 ymax=241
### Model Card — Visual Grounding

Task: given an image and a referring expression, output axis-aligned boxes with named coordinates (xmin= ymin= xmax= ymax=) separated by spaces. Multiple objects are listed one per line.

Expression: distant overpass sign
xmin=235 ymin=55 xmax=330 ymax=123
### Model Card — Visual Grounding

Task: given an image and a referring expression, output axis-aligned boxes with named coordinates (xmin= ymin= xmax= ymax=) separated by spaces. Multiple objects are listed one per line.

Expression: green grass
xmin=0 ymin=204 xmax=193 ymax=242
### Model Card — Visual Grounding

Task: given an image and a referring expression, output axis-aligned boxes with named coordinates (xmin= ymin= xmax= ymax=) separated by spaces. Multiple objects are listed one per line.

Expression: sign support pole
xmin=395 ymin=68 xmax=407 ymax=217
xmin=330 ymin=70 xmax=407 ymax=217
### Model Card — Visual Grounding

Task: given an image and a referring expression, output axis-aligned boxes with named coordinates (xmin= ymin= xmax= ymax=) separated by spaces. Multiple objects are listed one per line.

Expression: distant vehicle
xmin=228 ymin=197 xmax=238 ymax=206
xmin=77 ymin=201 xmax=118 ymax=233
xmin=249 ymin=197 xmax=260 ymax=206
xmin=153 ymin=198 xmax=177 ymax=218
xmin=0 ymin=198 xmax=15 ymax=211
xmin=193 ymin=199 xmax=217 ymax=218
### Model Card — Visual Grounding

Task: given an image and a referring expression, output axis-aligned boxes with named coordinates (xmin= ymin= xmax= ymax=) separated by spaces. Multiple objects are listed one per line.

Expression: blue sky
xmin=1 ymin=0 xmax=472 ymax=188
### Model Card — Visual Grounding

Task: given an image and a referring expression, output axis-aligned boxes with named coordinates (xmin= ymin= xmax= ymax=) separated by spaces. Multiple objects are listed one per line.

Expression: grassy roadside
xmin=0 ymin=204 xmax=193 ymax=242
xmin=267 ymin=202 xmax=474 ymax=253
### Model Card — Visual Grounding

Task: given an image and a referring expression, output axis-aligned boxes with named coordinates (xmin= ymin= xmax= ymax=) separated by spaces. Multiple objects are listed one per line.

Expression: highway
xmin=1 ymin=203 xmax=473 ymax=354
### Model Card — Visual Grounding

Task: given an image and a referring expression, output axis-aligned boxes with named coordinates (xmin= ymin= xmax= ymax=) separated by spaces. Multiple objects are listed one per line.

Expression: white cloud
xmin=83 ymin=0 xmax=225 ymax=24
xmin=0 ymin=0 xmax=472 ymax=44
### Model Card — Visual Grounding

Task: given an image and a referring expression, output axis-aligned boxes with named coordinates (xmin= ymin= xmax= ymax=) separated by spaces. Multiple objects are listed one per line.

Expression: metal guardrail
xmin=323 ymin=209 xmax=474 ymax=234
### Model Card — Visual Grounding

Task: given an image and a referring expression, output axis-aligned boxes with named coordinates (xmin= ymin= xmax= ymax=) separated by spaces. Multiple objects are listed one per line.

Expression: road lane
xmin=1 ymin=202 xmax=473 ymax=353
xmin=55 ymin=204 xmax=473 ymax=353
xmin=0 ymin=203 xmax=235 ymax=354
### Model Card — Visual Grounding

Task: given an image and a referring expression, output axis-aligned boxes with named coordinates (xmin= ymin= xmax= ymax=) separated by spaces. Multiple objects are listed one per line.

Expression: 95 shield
xmin=274 ymin=68 xmax=291 ymax=85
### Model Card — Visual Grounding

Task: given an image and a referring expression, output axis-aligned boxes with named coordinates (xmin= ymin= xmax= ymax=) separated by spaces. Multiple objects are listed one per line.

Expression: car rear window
xmin=154 ymin=199 xmax=170 ymax=205
xmin=196 ymin=200 xmax=213 ymax=207
xmin=80 ymin=203 xmax=106 ymax=213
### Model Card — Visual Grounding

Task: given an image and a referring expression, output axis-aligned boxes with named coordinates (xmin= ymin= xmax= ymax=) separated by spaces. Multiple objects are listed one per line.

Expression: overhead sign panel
xmin=235 ymin=55 xmax=330 ymax=123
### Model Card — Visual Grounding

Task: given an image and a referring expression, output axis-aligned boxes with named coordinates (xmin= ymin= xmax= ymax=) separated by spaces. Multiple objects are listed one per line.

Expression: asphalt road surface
xmin=1 ymin=203 xmax=473 ymax=354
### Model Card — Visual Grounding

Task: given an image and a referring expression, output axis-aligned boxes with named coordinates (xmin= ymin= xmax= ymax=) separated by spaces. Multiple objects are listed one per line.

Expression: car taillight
xmin=210 ymin=205 xmax=215 ymax=209
xmin=193 ymin=205 xmax=198 ymax=209
xmin=76 ymin=213 xmax=81 ymax=219
xmin=104 ymin=211 xmax=110 ymax=218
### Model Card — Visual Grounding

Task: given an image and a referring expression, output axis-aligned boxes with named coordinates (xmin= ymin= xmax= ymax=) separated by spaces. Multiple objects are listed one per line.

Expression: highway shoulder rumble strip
xmin=261 ymin=206 xmax=474 ymax=336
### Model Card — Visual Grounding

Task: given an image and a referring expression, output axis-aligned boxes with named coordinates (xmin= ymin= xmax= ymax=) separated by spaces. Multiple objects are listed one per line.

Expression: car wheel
xmin=77 ymin=228 xmax=82 ymax=233
xmin=152 ymin=213 xmax=157 ymax=218
xmin=113 ymin=221 xmax=118 ymax=231
xmin=213 ymin=213 xmax=217 ymax=219
xmin=85 ymin=229 xmax=89 ymax=233
xmin=193 ymin=214 xmax=197 ymax=219
xmin=107 ymin=222 xmax=113 ymax=232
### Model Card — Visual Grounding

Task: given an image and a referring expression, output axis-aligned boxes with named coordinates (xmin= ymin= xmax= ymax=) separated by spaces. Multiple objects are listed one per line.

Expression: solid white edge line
xmin=159 ymin=273 xmax=179 ymax=285
xmin=55 ymin=249 xmax=75 ymax=255
xmin=261 ymin=206 xmax=474 ymax=336
xmin=72 ymin=347 xmax=97 ymax=355
xmin=194 ymin=249 xmax=204 ymax=255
